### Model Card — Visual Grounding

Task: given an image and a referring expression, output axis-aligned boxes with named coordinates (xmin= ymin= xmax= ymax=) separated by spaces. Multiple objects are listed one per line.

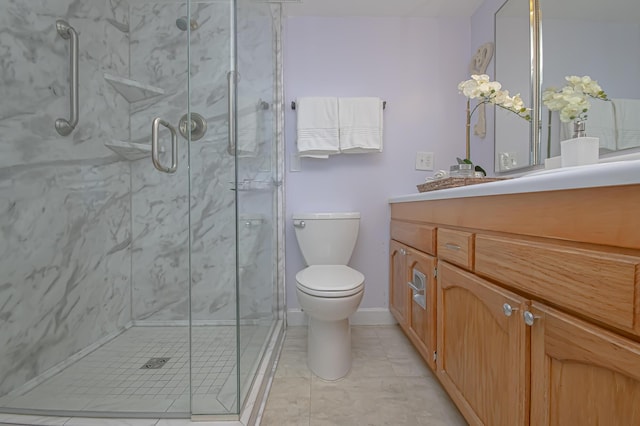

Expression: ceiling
xmin=282 ymin=0 xmax=485 ymax=18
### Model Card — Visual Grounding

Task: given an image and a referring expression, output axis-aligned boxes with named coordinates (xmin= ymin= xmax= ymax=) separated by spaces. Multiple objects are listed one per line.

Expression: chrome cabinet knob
xmin=293 ymin=220 xmax=305 ymax=229
xmin=503 ymin=303 xmax=515 ymax=317
xmin=523 ymin=311 xmax=538 ymax=326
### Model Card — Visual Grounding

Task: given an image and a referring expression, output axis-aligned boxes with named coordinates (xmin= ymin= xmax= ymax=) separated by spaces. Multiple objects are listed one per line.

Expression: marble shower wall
xmin=129 ymin=1 xmax=192 ymax=322
xmin=130 ymin=0 xmax=277 ymax=323
xmin=236 ymin=1 xmax=278 ymax=323
xmin=0 ymin=0 xmax=132 ymax=397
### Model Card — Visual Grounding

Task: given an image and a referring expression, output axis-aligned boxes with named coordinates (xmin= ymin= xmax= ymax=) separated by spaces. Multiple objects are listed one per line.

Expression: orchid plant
xmin=542 ymin=76 xmax=608 ymax=124
xmin=458 ymin=74 xmax=531 ymax=164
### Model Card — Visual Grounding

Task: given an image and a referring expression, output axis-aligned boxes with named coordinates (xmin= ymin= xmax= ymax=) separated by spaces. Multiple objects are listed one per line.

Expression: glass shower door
xmin=0 ymin=0 xmax=193 ymax=417
xmin=187 ymin=0 xmax=239 ymax=415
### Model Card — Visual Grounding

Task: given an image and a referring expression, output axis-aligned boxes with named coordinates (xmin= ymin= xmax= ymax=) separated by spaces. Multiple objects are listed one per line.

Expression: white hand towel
xmin=338 ymin=97 xmax=383 ymax=153
xmin=296 ymin=97 xmax=339 ymax=158
xmin=613 ymin=98 xmax=640 ymax=150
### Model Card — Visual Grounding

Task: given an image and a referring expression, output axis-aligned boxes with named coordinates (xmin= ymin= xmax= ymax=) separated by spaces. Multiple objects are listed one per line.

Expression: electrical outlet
xmin=415 ymin=151 xmax=434 ymax=171
xmin=499 ymin=152 xmax=517 ymax=171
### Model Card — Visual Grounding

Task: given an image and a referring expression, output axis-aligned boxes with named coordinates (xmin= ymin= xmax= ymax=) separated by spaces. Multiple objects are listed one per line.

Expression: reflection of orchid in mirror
xmin=458 ymin=74 xmax=531 ymax=161
xmin=543 ymin=75 xmax=609 ymax=123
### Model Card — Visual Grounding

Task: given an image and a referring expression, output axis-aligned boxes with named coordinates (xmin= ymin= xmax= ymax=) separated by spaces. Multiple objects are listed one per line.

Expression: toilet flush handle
xmin=293 ymin=220 xmax=306 ymax=229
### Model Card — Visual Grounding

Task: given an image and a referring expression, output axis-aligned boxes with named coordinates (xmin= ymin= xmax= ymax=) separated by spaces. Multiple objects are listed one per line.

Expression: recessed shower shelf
xmin=105 ymin=140 xmax=153 ymax=161
xmin=104 ymin=73 xmax=165 ymax=103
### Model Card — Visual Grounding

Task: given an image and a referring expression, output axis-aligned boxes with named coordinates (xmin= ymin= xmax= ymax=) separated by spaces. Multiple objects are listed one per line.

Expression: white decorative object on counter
xmin=560 ymin=136 xmax=599 ymax=167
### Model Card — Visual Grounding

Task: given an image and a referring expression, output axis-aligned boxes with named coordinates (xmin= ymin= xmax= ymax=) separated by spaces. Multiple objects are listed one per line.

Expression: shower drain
xmin=141 ymin=357 xmax=170 ymax=369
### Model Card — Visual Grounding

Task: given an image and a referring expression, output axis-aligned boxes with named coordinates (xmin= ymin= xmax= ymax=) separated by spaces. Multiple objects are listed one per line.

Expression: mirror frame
xmin=494 ymin=0 xmax=542 ymax=173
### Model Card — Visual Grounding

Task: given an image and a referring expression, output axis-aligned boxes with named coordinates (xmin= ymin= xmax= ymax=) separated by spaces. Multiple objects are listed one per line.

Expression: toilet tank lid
xmin=292 ymin=212 xmax=360 ymax=220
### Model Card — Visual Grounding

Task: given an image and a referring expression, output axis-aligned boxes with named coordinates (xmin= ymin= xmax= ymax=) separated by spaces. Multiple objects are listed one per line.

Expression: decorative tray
xmin=417 ymin=177 xmax=509 ymax=193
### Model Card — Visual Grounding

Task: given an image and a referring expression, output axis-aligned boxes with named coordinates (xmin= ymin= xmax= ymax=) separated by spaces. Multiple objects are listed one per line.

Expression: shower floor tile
xmin=0 ymin=325 xmax=267 ymax=415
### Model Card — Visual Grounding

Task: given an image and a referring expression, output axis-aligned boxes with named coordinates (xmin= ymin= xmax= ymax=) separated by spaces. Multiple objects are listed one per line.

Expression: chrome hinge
xmin=433 ymin=351 xmax=437 ymax=362
xmin=433 ymin=267 xmax=438 ymax=278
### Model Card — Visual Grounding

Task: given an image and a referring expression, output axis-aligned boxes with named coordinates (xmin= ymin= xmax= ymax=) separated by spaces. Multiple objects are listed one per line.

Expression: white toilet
xmin=292 ymin=212 xmax=365 ymax=380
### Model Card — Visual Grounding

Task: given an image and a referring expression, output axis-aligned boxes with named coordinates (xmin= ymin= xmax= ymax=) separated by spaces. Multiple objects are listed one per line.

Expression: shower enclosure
xmin=0 ymin=0 xmax=283 ymax=420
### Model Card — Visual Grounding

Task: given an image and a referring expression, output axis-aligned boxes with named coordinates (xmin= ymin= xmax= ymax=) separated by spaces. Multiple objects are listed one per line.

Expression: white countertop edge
xmin=389 ymin=159 xmax=640 ymax=203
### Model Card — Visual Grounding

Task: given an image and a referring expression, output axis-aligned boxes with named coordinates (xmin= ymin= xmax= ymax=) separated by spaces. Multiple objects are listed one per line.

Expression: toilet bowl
xmin=292 ymin=212 xmax=365 ymax=380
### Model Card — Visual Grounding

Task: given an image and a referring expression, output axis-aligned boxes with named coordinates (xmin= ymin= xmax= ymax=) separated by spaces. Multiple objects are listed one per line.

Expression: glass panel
xmin=494 ymin=0 xmax=534 ymax=172
xmin=540 ymin=0 xmax=640 ymax=159
xmin=187 ymin=0 xmax=237 ymax=415
xmin=0 ymin=0 xmax=191 ymax=417
xmin=235 ymin=0 xmax=279 ymax=410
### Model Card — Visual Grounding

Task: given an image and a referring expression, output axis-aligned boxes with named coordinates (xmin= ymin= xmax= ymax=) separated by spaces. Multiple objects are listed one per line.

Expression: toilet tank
xmin=292 ymin=212 xmax=360 ymax=265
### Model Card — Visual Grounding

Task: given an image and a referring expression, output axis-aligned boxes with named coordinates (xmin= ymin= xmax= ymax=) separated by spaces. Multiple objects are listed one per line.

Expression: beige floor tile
xmin=388 ymin=349 xmax=431 ymax=377
xmin=264 ymin=325 xmax=467 ymax=426
xmin=344 ymin=357 xmax=395 ymax=378
xmin=261 ymin=376 xmax=311 ymax=426
xmin=402 ymin=376 xmax=467 ymax=425
xmin=275 ymin=350 xmax=311 ymax=379
xmin=309 ymin=376 xmax=419 ymax=426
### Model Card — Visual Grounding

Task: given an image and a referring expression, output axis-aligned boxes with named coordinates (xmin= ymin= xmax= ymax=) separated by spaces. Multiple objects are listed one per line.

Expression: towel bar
xmin=291 ymin=100 xmax=386 ymax=110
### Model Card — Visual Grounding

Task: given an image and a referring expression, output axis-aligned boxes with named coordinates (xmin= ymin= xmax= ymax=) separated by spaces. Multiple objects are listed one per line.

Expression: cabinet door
xmin=530 ymin=302 xmax=640 ymax=425
xmin=437 ymin=261 xmax=529 ymax=426
xmin=406 ymin=249 xmax=437 ymax=370
xmin=389 ymin=240 xmax=410 ymax=329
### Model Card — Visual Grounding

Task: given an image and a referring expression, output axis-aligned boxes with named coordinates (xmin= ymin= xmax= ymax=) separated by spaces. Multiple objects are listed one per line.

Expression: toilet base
xmin=307 ymin=317 xmax=351 ymax=380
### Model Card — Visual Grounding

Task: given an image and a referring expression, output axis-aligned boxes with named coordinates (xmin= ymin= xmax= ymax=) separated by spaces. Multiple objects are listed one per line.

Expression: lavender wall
xmin=283 ymin=16 xmax=470 ymax=312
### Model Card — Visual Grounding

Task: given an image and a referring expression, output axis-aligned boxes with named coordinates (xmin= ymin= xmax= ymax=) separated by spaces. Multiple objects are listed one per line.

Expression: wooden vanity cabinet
xmin=389 ymin=240 xmax=410 ymax=328
xmin=437 ymin=261 xmax=529 ymax=426
xmin=389 ymin=184 xmax=640 ymax=426
xmin=529 ymin=302 xmax=640 ymax=425
xmin=389 ymin=222 xmax=437 ymax=370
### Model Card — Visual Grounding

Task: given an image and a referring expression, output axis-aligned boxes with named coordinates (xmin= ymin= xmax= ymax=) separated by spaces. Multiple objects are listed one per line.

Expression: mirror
xmin=540 ymin=0 xmax=640 ymax=160
xmin=494 ymin=0 xmax=536 ymax=173
xmin=495 ymin=0 xmax=640 ymax=173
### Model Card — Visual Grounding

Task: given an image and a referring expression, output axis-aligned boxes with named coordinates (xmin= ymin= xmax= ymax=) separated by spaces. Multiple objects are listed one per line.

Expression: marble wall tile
xmin=0 ymin=0 xmax=130 ymax=167
xmin=0 ymin=160 xmax=132 ymax=397
xmin=0 ymin=0 xmax=132 ymax=397
xmin=130 ymin=1 xmax=279 ymax=323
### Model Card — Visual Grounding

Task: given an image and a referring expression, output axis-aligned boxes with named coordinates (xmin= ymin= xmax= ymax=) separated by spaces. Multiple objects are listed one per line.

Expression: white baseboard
xmin=286 ymin=308 xmax=397 ymax=327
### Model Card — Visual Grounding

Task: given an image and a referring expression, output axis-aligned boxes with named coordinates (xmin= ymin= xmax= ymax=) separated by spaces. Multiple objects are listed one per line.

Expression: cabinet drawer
xmin=390 ymin=220 xmax=436 ymax=255
xmin=437 ymin=228 xmax=474 ymax=270
xmin=475 ymin=234 xmax=640 ymax=335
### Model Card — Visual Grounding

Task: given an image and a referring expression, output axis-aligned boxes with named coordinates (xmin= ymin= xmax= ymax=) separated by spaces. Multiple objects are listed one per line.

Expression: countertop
xmin=389 ymin=159 xmax=640 ymax=203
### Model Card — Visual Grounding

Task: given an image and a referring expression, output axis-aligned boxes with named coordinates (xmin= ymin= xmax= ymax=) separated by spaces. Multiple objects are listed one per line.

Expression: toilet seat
xmin=296 ymin=265 xmax=364 ymax=298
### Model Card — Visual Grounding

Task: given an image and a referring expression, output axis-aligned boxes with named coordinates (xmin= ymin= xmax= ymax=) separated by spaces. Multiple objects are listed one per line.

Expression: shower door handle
xmin=151 ymin=118 xmax=178 ymax=173
xmin=55 ymin=20 xmax=79 ymax=136
xmin=227 ymin=70 xmax=237 ymax=155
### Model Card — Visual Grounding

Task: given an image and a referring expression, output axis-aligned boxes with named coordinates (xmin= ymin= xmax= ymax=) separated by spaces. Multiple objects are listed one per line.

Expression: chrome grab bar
xmin=227 ymin=70 xmax=237 ymax=155
xmin=151 ymin=118 xmax=178 ymax=173
xmin=55 ymin=20 xmax=79 ymax=136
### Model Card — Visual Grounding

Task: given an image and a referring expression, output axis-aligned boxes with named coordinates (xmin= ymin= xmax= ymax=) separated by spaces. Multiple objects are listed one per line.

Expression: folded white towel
xmin=338 ymin=97 xmax=383 ymax=153
xmin=296 ymin=97 xmax=339 ymax=158
xmin=613 ymin=98 xmax=640 ymax=150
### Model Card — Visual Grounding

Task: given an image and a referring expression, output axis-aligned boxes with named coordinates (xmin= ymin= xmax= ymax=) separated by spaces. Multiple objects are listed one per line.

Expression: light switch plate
xmin=415 ymin=151 xmax=434 ymax=171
